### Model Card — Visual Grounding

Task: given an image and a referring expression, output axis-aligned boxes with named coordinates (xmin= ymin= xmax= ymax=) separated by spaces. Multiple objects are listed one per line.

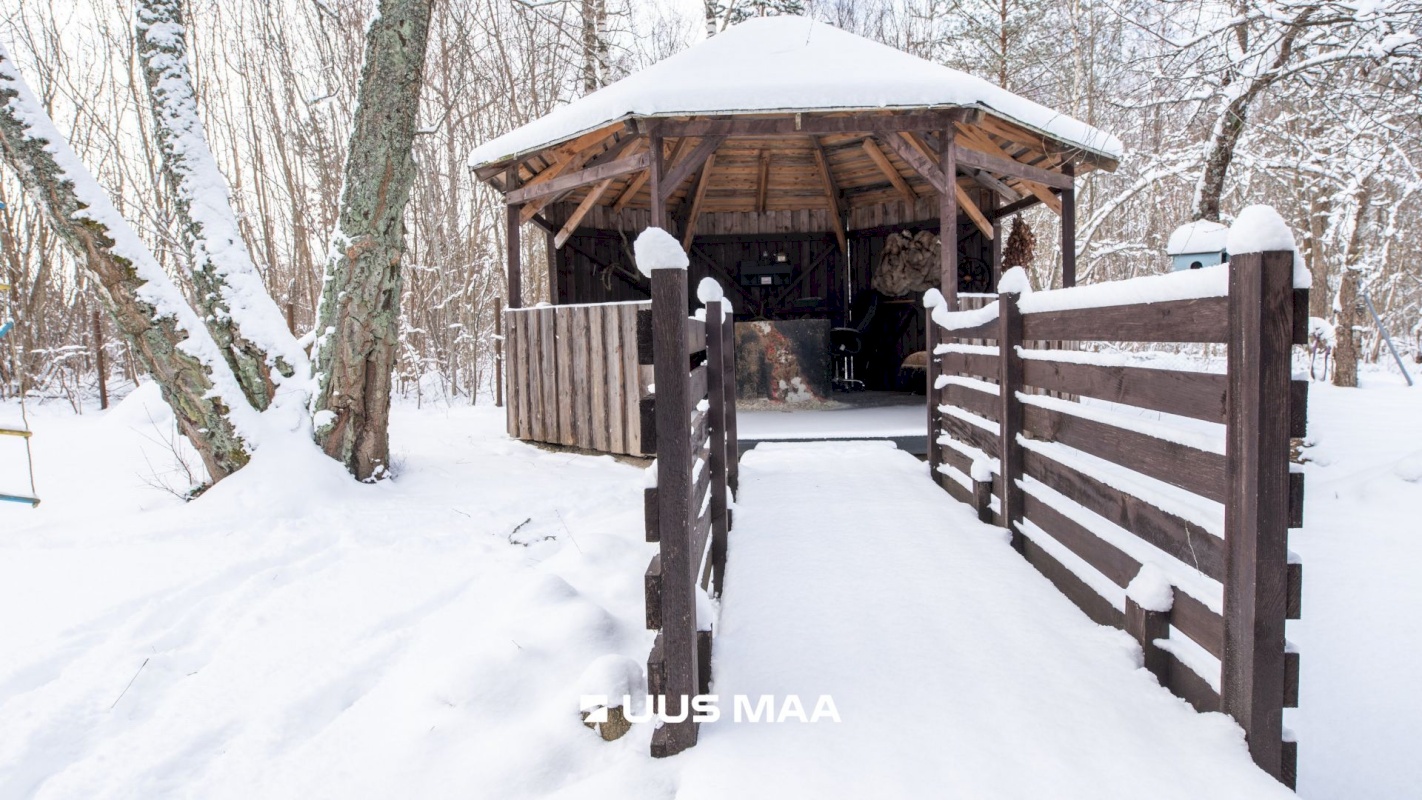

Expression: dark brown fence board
xmin=1171 ymin=589 xmax=1224 ymax=661
xmin=556 ymin=309 xmax=575 ymax=445
xmin=644 ymin=486 xmax=659 ymax=543
xmin=937 ymin=442 xmax=975 ymax=477
xmin=1126 ymin=594 xmax=1172 ymax=683
xmin=1022 ymin=404 xmax=1227 ymax=504
xmin=1021 ymin=296 xmax=1230 ymax=344
xmin=1164 ymin=650 xmax=1221 ymax=714
xmin=1021 ymin=492 xmax=1138 ymax=589
xmin=540 ymin=308 xmax=559 ymax=442
xmin=689 ymin=365 xmax=709 ymax=408
xmin=686 ymin=316 xmax=707 ymax=358
xmin=1286 ymin=563 xmax=1301 ymax=620
xmin=1290 ymin=379 xmax=1308 ymax=438
xmin=942 ymin=321 xmax=998 ymax=341
xmin=1019 ymin=533 xmax=1124 ymax=629
xmin=941 ymin=412 xmax=1000 ymax=455
xmin=647 ymin=632 xmax=665 ymax=698
xmin=941 ymin=474 xmax=974 ymax=505
xmin=943 ymin=382 xmax=999 ymax=422
xmin=1020 ymin=359 xmax=1228 ymax=423
xmin=1284 ymin=651 xmax=1300 ymax=708
xmin=571 ymin=306 xmax=593 ymax=448
xmin=1289 ymin=471 xmax=1305 ymax=529
xmin=940 ymin=349 xmax=998 ymax=381
xmin=1020 ymin=449 xmax=1225 ymax=582
xmin=622 ymin=305 xmax=645 ymax=455
xmin=605 ymin=307 xmax=627 ymax=453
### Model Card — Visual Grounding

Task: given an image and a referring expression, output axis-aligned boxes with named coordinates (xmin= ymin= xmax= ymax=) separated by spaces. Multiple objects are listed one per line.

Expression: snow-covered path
xmin=676 ymin=440 xmax=1292 ymax=799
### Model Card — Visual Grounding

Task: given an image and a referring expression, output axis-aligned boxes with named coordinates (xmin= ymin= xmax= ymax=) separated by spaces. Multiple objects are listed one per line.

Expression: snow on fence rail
xmin=927 ymin=250 xmax=1307 ymax=788
xmin=640 ymin=256 xmax=738 ymax=757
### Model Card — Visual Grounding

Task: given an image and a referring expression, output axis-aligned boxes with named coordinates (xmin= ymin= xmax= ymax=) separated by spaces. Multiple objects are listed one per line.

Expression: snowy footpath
xmin=675 ymin=441 xmax=1291 ymax=799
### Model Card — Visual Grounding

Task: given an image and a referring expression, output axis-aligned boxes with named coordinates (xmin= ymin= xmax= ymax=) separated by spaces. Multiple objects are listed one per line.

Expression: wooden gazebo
xmin=470 ymin=15 xmax=1120 ymax=453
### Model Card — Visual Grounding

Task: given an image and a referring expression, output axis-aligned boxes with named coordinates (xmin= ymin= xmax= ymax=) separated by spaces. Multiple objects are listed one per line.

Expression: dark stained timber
xmin=1020 ymin=359 xmax=1228 ymax=423
xmin=1021 ymin=297 xmax=1230 ymax=344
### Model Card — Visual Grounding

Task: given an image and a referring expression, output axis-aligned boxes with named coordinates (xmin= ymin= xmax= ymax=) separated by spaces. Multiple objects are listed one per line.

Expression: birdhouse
xmin=1166 ymin=220 xmax=1229 ymax=271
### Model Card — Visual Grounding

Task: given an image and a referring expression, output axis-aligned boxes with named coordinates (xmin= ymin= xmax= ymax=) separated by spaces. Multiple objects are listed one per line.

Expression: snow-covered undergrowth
xmin=0 ymin=385 xmax=672 ymax=799
xmin=1 ymin=369 xmax=1419 ymax=798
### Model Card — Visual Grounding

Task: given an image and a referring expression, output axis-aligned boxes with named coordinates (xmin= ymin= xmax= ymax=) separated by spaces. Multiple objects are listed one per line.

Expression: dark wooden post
xmin=997 ymin=290 xmax=1024 ymax=550
xmin=925 ymin=313 xmax=941 ymax=484
xmin=507 ymin=204 xmax=523 ymax=308
xmin=724 ymin=308 xmax=739 ymax=495
xmin=1125 ymin=588 xmax=1172 ymax=683
xmin=706 ymin=299 xmax=729 ymax=595
xmin=546 ymin=229 xmax=559 ymax=304
xmin=988 ymin=192 xmax=1002 ymax=287
xmin=651 ymin=266 xmax=697 ymax=757
xmin=940 ymin=133 xmax=959 ymax=309
xmin=494 ymin=296 xmax=504 ymax=408
xmin=649 ymin=128 xmax=666 ymax=230
xmin=1060 ymin=162 xmax=1076 ymax=288
xmin=92 ymin=310 xmax=108 ymax=410
xmin=1222 ymin=249 xmax=1294 ymax=780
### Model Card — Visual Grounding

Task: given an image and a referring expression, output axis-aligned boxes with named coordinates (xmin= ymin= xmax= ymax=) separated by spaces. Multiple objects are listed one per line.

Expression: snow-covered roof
xmin=1166 ymin=220 xmax=1230 ymax=256
xmin=467 ymin=16 xmax=1123 ymax=169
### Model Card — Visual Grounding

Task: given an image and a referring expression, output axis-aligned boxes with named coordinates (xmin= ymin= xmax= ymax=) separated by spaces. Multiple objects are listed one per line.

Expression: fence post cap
xmin=635 ymin=227 xmax=689 ymax=277
xmin=997 ymin=266 xmax=1033 ymax=295
xmin=1227 ymin=205 xmax=1311 ymax=289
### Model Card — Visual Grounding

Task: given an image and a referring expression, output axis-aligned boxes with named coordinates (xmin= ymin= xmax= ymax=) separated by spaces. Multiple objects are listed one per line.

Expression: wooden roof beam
xmin=950 ymin=123 xmax=1065 ymax=214
xmin=861 ymin=137 xmax=917 ymax=207
xmin=657 ymin=110 xmax=972 ymax=139
xmin=809 ymin=137 xmax=847 ymax=254
xmin=553 ymin=178 xmax=615 ymax=248
xmin=659 ymin=136 xmax=726 ymax=202
xmin=681 ymin=154 xmax=716 ymax=250
xmin=613 ymin=136 xmax=689 ymax=211
xmin=506 ymin=151 xmax=649 ymax=206
xmin=877 ymin=133 xmax=993 ymax=240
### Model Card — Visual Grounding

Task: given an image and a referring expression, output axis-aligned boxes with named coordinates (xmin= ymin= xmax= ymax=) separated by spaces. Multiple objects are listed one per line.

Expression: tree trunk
xmin=310 ymin=0 xmax=433 ymax=481
xmin=135 ymin=0 xmax=309 ymax=413
xmin=0 ymin=43 xmax=253 ymax=479
xmin=1333 ymin=266 xmax=1361 ymax=387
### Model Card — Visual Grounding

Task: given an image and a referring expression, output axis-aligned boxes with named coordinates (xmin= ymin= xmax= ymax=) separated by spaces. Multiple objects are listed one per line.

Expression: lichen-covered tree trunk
xmin=135 ymin=0 xmax=309 ymax=413
xmin=310 ymin=0 xmax=432 ymax=481
xmin=0 ymin=44 xmax=253 ymax=479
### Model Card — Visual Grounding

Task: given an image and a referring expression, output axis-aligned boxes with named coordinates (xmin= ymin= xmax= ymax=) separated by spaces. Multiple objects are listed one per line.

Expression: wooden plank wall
xmin=929 ymin=251 xmax=1307 ymax=788
xmin=642 ymin=272 xmax=738 ymax=759
xmin=503 ymin=302 xmax=651 ymax=456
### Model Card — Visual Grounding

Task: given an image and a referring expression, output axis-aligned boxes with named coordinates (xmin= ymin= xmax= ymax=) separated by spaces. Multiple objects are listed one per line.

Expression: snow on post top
xmin=997 ymin=266 xmax=1032 ymax=295
xmin=1126 ymin=564 xmax=1175 ymax=613
xmin=1226 ymin=205 xmax=1311 ymax=288
xmin=633 ymin=227 xmax=688 ymax=277
xmin=696 ymin=277 xmax=723 ymax=304
xmin=922 ymin=288 xmax=945 ymax=309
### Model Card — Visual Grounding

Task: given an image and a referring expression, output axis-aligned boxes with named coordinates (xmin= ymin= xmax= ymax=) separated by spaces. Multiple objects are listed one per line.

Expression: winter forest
xmin=2 ymin=0 xmax=1419 ymax=430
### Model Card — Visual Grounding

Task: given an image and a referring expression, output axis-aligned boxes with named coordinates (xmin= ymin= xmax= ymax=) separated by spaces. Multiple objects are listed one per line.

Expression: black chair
xmin=831 ymin=292 xmax=880 ymax=391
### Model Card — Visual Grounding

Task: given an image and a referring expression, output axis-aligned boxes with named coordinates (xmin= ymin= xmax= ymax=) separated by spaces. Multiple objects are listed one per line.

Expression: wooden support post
xmin=926 ymin=317 xmax=941 ymax=484
xmin=1060 ymin=162 xmax=1077 ymax=288
xmin=1125 ymin=586 xmax=1173 ymax=684
xmin=507 ymin=204 xmax=523 ymax=308
xmin=998 ymin=291 xmax=1024 ymax=549
xmin=650 ymin=266 xmax=697 ymax=757
xmin=92 ymin=310 xmax=108 ymax=410
xmin=988 ymin=193 xmax=1002 ymax=288
xmin=649 ymin=128 xmax=666 ymax=230
xmin=725 ymin=309 xmax=740 ymax=495
xmin=973 ymin=478 xmax=994 ymax=524
xmin=1222 ymin=249 xmax=1295 ymax=781
xmin=494 ymin=297 xmax=504 ymax=408
xmin=939 ymin=126 xmax=959 ymax=309
xmin=706 ymin=299 xmax=729 ymax=596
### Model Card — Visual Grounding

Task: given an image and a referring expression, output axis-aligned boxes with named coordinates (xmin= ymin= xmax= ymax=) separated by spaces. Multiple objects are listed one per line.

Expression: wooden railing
xmin=503 ymin=301 xmax=651 ymax=456
xmin=927 ymin=251 xmax=1307 ymax=787
xmin=642 ymin=269 xmax=738 ymax=758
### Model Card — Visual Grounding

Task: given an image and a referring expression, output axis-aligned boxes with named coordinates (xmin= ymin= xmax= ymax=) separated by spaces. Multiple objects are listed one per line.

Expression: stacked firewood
xmin=872 ymin=230 xmax=940 ymax=297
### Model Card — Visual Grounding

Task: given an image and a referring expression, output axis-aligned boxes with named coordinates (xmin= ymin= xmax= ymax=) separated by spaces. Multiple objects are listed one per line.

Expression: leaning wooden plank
xmin=556 ymin=308 xmax=576 ymax=446
xmin=606 ymin=306 xmax=627 ymax=454
xmin=505 ymin=309 xmax=520 ymax=438
xmin=571 ymin=306 xmax=593 ymax=449
xmin=1021 ymin=404 xmax=1227 ymax=504
xmin=1020 ymin=448 xmax=1226 ymax=581
xmin=1021 ymin=297 xmax=1230 ymax=344
xmin=590 ymin=306 xmax=610 ymax=453
xmin=1020 ymin=359 xmax=1229 ymax=424
xmin=621 ymin=305 xmax=646 ymax=455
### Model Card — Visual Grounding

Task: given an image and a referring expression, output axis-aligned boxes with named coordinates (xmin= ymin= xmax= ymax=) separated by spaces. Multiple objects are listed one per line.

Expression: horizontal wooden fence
xmin=642 ymin=269 xmax=738 ymax=758
xmin=503 ymin=301 xmax=651 ymax=456
xmin=927 ymin=250 xmax=1306 ymax=787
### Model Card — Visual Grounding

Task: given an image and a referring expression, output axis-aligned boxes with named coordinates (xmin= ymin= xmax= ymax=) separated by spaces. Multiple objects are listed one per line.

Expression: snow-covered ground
xmin=0 ymin=372 xmax=1418 ymax=798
